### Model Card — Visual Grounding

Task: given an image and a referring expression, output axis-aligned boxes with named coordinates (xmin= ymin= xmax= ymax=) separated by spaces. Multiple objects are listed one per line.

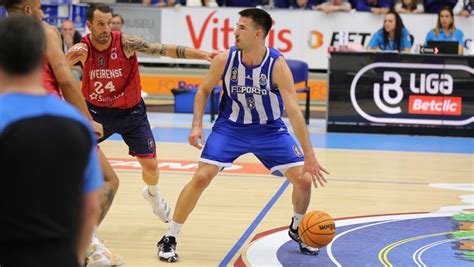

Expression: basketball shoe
xmin=288 ymin=218 xmax=319 ymax=255
xmin=142 ymin=186 xmax=172 ymax=223
xmin=157 ymin=236 xmax=179 ymax=262
xmin=86 ymin=238 xmax=124 ymax=266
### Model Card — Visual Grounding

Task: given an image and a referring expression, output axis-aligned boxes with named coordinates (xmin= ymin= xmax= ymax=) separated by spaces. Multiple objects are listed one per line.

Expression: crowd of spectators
xmin=116 ymin=0 xmax=472 ymax=17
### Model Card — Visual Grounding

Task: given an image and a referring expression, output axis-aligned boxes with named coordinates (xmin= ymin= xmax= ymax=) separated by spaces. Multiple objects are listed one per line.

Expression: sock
xmin=292 ymin=212 xmax=304 ymax=230
xmin=147 ymin=184 xmax=158 ymax=196
xmin=166 ymin=220 xmax=183 ymax=237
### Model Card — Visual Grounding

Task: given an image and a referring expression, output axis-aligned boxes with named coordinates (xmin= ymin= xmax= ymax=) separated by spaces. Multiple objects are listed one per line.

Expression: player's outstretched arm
xmin=272 ymin=57 xmax=329 ymax=187
xmin=188 ymin=52 xmax=228 ymax=149
xmin=122 ymin=34 xmax=216 ymax=62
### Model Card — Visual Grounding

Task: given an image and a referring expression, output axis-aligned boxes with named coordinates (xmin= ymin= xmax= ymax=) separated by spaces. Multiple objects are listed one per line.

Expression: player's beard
xmin=94 ymin=32 xmax=110 ymax=44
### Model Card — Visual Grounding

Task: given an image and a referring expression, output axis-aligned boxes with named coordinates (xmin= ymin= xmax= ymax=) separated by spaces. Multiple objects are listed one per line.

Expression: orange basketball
xmin=298 ymin=210 xmax=336 ymax=248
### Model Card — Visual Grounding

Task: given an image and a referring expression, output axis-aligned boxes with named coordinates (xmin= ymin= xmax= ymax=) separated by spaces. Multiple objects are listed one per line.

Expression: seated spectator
xmin=111 ymin=14 xmax=124 ymax=32
xmin=453 ymin=0 xmax=473 ymax=17
xmin=394 ymin=0 xmax=424 ymax=13
xmin=274 ymin=0 xmax=291 ymax=7
xmin=60 ymin=19 xmax=82 ymax=53
xmin=424 ymin=6 xmax=464 ymax=54
xmin=423 ymin=0 xmax=457 ymax=13
xmin=186 ymin=0 xmax=219 ymax=6
xmin=143 ymin=0 xmax=183 ymax=6
xmin=290 ymin=0 xmax=320 ymax=9
xmin=60 ymin=19 xmax=82 ymax=80
xmin=224 ymin=0 xmax=257 ymax=6
xmin=314 ymin=0 xmax=352 ymax=13
xmin=354 ymin=0 xmax=391 ymax=14
xmin=367 ymin=11 xmax=412 ymax=52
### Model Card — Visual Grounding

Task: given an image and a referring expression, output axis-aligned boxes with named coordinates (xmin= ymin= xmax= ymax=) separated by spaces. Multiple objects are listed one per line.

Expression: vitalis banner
xmin=327 ymin=52 xmax=474 ymax=136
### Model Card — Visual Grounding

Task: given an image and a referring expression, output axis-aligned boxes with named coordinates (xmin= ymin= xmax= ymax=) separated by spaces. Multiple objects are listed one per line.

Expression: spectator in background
xmin=186 ymin=0 xmax=219 ymax=6
xmin=423 ymin=0 xmax=457 ymax=13
xmin=61 ymin=19 xmax=83 ymax=80
xmin=274 ymin=0 xmax=291 ymax=7
xmin=424 ymin=6 xmax=464 ymax=54
xmin=290 ymin=0 xmax=319 ymax=9
xmin=367 ymin=11 xmax=412 ymax=52
xmin=223 ymin=0 xmax=269 ymax=6
xmin=354 ymin=0 xmax=391 ymax=14
xmin=143 ymin=0 xmax=183 ymax=6
xmin=61 ymin=19 xmax=82 ymax=53
xmin=112 ymin=14 xmax=124 ymax=32
xmin=453 ymin=0 xmax=473 ymax=17
xmin=394 ymin=0 xmax=424 ymax=13
xmin=314 ymin=0 xmax=352 ymax=13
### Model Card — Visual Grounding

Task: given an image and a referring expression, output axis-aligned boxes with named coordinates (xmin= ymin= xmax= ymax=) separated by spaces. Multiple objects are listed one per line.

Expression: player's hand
xmin=91 ymin=120 xmax=104 ymax=139
xmin=205 ymin=50 xmax=222 ymax=62
xmin=300 ymin=155 xmax=329 ymax=188
xmin=188 ymin=125 xmax=205 ymax=150
xmin=65 ymin=44 xmax=87 ymax=66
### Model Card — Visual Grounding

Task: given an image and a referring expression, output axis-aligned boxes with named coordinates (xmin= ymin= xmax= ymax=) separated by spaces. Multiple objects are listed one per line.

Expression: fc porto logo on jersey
xmin=259 ymin=74 xmax=267 ymax=86
xmin=231 ymin=67 xmax=238 ymax=82
xmin=98 ymin=56 xmax=105 ymax=68
xmin=292 ymin=145 xmax=303 ymax=157
xmin=246 ymin=97 xmax=256 ymax=109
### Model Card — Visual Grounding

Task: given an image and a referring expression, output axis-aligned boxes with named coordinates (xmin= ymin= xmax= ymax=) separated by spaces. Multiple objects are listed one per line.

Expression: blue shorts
xmin=87 ymin=99 xmax=156 ymax=158
xmin=201 ymin=117 xmax=304 ymax=176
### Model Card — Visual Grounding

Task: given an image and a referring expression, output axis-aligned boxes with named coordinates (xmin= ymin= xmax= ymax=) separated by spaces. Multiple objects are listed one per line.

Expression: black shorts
xmin=87 ymin=99 xmax=156 ymax=158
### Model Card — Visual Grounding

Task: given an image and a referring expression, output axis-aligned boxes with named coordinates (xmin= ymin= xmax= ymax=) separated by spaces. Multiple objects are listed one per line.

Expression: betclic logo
xmin=350 ymin=63 xmax=474 ymax=126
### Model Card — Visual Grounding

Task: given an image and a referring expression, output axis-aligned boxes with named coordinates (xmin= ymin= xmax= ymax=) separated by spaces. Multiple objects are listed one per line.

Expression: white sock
xmin=292 ymin=212 xmax=304 ymax=230
xmin=147 ymin=184 xmax=159 ymax=196
xmin=166 ymin=220 xmax=183 ymax=237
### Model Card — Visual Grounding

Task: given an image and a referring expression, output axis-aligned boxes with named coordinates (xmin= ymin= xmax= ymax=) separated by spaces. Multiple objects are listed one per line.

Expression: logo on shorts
xmin=246 ymin=97 xmax=256 ymax=109
xmin=98 ymin=57 xmax=105 ymax=68
xmin=292 ymin=145 xmax=303 ymax=157
xmin=147 ymin=139 xmax=154 ymax=151
xmin=231 ymin=67 xmax=238 ymax=82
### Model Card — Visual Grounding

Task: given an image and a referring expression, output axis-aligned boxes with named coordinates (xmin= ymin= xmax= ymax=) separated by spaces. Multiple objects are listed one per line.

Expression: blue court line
xmin=106 ymin=127 xmax=473 ymax=154
xmin=218 ymin=179 xmax=290 ymax=267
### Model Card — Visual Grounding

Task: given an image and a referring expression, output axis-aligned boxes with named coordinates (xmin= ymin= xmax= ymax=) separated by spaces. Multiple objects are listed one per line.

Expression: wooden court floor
xmin=94 ymin=117 xmax=473 ymax=267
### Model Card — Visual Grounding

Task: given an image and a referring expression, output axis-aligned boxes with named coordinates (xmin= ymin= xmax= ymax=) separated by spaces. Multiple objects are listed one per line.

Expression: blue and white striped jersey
xmin=219 ymin=46 xmax=284 ymax=124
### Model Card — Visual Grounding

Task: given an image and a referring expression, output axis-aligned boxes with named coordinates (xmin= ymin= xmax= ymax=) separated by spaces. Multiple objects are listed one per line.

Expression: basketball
xmin=298 ymin=211 xmax=336 ymax=248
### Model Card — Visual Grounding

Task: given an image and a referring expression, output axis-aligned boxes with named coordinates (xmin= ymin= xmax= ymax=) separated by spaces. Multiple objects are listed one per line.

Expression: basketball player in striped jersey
xmin=158 ymin=8 xmax=329 ymax=262
xmin=0 ymin=0 xmax=124 ymax=265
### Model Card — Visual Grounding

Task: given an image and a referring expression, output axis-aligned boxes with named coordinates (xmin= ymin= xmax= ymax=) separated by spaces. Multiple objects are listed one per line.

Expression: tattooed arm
xmin=122 ymin=34 xmax=215 ymax=62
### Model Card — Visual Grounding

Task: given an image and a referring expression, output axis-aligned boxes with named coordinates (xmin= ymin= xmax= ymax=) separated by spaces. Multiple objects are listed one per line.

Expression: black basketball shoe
xmin=288 ymin=218 xmax=319 ymax=256
xmin=157 ymin=236 xmax=179 ymax=263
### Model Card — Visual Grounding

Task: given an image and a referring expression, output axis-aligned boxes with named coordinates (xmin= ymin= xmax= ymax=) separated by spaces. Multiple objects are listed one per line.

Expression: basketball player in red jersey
xmin=66 ymin=2 xmax=217 ymax=260
xmin=1 ymin=0 xmax=125 ymax=265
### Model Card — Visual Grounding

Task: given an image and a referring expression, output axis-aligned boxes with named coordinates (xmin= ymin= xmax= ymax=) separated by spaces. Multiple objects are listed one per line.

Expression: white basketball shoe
xmin=142 ymin=186 xmax=172 ymax=223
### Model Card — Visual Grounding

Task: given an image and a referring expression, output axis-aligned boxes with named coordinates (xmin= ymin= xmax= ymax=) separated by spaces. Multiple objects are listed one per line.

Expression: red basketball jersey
xmin=81 ymin=31 xmax=141 ymax=108
xmin=41 ymin=59 xmax=61 ymax=97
